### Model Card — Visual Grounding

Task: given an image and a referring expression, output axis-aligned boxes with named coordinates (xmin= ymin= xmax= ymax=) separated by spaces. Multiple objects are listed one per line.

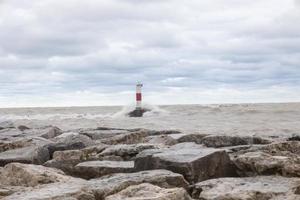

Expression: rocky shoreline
xmin=1 ymin=121 xmax=300 ymax=199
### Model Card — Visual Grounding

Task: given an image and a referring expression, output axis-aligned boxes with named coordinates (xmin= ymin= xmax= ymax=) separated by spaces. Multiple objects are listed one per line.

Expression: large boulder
xmin=201 ymin=135 xmax=271 ymax=148
xmin=46 ymin=134 xmax=95 ymax=158
xmin=232 ymin=141 xmax=300 ymax=177
xmin=98 ymin=144 xmax=159 ymax=160
xmin=3 ymin=180 xmax=95 ymax=200
xmin=87 ymin=169 xmax=189 ymax=199
xmin=135 ymin=143 xmax=236 ymax=184
xmin=190 ymin=176 xmax=300 ymax=200
xmin=39 ymin=126 xmax=63 ymax=139
xmin=0 ymin=163 xmax=72 ymax=187
xmin=105 ymin=183 xmax=192 ymax=200
xmin=74 ymin=161 xmax=134 ymax=179
xmin=79 ymin=129 xmax=131 ymax=140
xmin=100 ymin=131 xmax=148 ymax=145
xmin=44 ymin=144 xmax=108 ymax=175
xmin=0 ymin=146 xmax=50 ymax=166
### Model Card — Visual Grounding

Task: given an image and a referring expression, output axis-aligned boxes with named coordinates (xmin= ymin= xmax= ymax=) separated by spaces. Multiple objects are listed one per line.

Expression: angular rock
xmin=40 ymin=126 xmax=62 ymax=139
xmin=44 ymin=144 xmax=108 ymax=175
xmin=105 ymin=183 xmax=192 ymax=200
xmin=3 ymin=180 xmax=95 ymax=200
xmin=0 ymin=163 xmax=71 ymax=187
xmin=87 ymin=169 xmax=189 ymax=199
xmin=191 ymin=176 xmax=300 ymax=200
xmin=98 ymin=144 xmax=158 ymax=160
xmin=46 ymin=134 xmax=95 ymax=158
xmin=144 ymin=135 xmax=177 ymax=146
xmin=80 ymin=129 xmax=130 ymax=140
xmin=232 ymin=151 xmax=293 ymax=176
xmin=135 ymin=142 xmax=236 ymax=184
xmin=0 ymin=146 xmax=50 ymax=166
xmin=169 ymin=133 xmax=209 ymax=144
xmin=100 ymin=131 xmax=148 ymax=145
xmin=201 ymin=135 xmax=271 ymax=148
xmin=232 ymin=141 xmax=300 ymax=177
xmin=74 ymin=161 xmax=134 ymax=179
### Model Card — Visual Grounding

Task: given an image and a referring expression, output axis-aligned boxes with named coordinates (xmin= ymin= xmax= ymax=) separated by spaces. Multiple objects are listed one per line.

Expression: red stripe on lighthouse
xmin=136 ymin=93 xmax=142 ymax=101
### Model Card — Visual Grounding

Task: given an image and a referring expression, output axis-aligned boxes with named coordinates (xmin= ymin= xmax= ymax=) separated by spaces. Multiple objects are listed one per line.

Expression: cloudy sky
xmin=0 ymin=0 xmax=299 ymax=107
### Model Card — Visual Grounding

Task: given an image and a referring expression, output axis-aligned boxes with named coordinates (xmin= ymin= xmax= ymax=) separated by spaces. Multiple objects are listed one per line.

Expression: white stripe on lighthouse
xmin=136 ymin=83 xmax=143 ymax=109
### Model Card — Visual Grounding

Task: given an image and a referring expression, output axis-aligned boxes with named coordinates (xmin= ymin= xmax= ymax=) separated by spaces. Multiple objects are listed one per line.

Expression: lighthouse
xmin=128 ymin=82 xmax=149 ymax=117
xmin=136 ymin=82 xmax=143 ymax=110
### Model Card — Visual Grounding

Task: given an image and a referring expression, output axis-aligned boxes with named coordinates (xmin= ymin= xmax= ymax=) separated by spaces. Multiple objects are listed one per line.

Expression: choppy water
xmin=0 ymin=103 xmax=299 ymax=138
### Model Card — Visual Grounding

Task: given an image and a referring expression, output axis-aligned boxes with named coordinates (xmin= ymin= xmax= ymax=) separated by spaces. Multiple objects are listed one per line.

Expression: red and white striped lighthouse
xmin=136 ymin=83 xmax=143 ymax=110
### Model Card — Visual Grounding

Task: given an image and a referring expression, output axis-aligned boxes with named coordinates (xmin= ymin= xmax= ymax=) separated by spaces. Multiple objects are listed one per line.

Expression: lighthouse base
xmin=128 ymin=108 xmax=150 ymax=117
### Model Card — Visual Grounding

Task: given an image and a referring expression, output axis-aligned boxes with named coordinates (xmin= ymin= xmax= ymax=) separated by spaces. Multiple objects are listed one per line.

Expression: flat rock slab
xmin=98 ymin=144 xmax=158 ymax=160
xmin=201 ymin=135 xmax=271 ymax=148
xmin=80 ymin=129 xmax=131 ymax=140
xmin=0 ymin=146 xmax=49 ymax=166
xmin=105 ymin=183 xmax=192 ymax=200
xmin=135 ymin=142 xmax=236 ymax=184
xmin=75 ymin=161 xmax=134 ymax=179
xmin=191 ymin=176 xmax=300 ymax=200
xmin=87 ymin=169 xmax=189 ymax=199
xmin=0 ymin=163 xmax=71 ymax=187
xmin=3 ymin=180 xmax=95 ymax=200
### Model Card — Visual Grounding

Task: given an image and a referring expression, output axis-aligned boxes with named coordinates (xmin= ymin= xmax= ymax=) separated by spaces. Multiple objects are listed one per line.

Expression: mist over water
xmin=0 ymin=103 xmax=299 ymax=138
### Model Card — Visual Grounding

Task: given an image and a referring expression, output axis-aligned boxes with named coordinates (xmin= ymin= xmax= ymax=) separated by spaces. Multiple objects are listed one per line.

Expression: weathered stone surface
xmin=0 ymin=146 xmax=50 ymax=166
xmin=46 ymin=134 xmax=95 ymax=158
xmin=100 ymin=131 xmax=148 ymax=145
xmin=40 ymin=126 xmax=62 ymax=139
xmin=135 ymin=142 xmax=236 ymax=184
xmin=191 ymin=176 xmax=300 ymax=200
xmin=201 ymin=135 xmax=271 ymax=148
xmin=232 ymin=141 xmax=300 ymax=177
xmin=105 ymin=183 xmax=192 ymax=200
xmin=44 ymin=144 xmax=108 ymax=175
xmin=232 ymin=151 xmax=292 ymax=176
xmin=98 ymin=144 xmax=158 ymax=160
xmin=144 ymin=135 xmax=177 ymax=146
xmin=80 ymin=129 xmax=130 ymax=140
xmin=3 ymin=180 xmax=95 ymax=200
xmin=169 ymin=133 xmax=209 ymax=144
xmin=0 ymin=163 xmax=71 ymax=187
xmin=75 ymin=161 xmax=134 ymax=179
xmin=88 ymin=170 xmax=189 ymax=199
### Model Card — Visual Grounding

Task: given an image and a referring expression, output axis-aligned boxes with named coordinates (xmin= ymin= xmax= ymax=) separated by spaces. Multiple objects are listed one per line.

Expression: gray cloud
xmin=0 ymin=0 xmax=299 ymax=107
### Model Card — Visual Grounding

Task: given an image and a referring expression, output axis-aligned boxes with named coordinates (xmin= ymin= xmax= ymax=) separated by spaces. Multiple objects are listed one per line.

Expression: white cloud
xmin=0 ymin=0 xmax=299 ymax=107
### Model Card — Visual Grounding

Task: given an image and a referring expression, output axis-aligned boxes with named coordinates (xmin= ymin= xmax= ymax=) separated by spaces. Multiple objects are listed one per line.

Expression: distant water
xmin=0 ymin=103 xmax=299 ymax=138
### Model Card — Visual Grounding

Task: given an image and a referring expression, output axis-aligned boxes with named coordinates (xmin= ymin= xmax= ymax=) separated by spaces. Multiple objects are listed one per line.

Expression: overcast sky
xmin=0 ymin=0 xmax=299 ymax=107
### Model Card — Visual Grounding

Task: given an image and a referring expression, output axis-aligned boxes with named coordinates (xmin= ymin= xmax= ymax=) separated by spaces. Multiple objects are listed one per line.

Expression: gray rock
xmin=87 ymin=169 xmax=189 ymax=199
xmin=232 ymin=141 xmax=300 ymax=177
xmin=0 ymin=146 xmax=50 ymax=166
xmin=74 ymin=161 xmax=134 ymax=179
xmin=17 ymin=125 xmax=30 ymax=131
xmin=0 ymin=163 xmax=72 ymax=187
xmin=169 ymin=133 xmax=209 ymax=144
xmin=191 ymin=176 xmax=300 ymax=200
xmin=3 ymin=180 xmax=95 ymax=200
xmin=105 ymin=183 xmax=192 ymax=200
xmin=80 ymin=129 xmax=130 ymax=140
xmin=46 ymin=134 xmax=95 ymax=158
xmin=135 ymin=143 xmax=236 ymax=184
xmin=100 ymin=131 xmax=148 ymax=145
xmin=98 ymin=144 xmax=159 ymax=160
xmin=201 ymin=135 xmax=271 ymax=148
xmin=40 ymin=126 xmax=62 ymax=139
